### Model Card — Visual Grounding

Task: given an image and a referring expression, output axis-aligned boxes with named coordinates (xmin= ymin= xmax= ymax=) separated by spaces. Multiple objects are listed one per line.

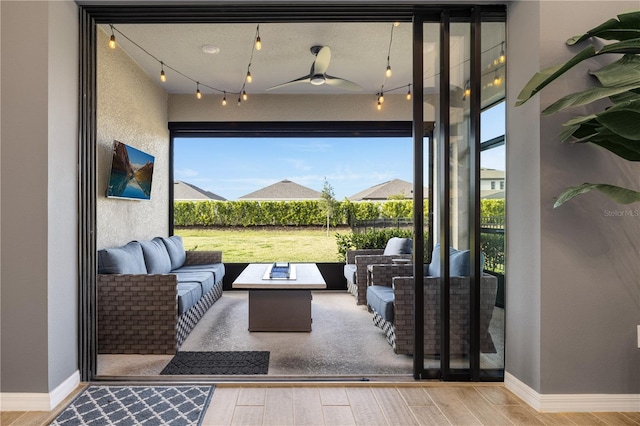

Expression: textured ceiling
xmin=104 ymin=22 xmax=505 ymax=101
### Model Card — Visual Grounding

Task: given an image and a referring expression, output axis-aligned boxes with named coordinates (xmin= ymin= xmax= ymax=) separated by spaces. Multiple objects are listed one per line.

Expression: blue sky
xmin=174 ymin=103 xmax=505 ymax=201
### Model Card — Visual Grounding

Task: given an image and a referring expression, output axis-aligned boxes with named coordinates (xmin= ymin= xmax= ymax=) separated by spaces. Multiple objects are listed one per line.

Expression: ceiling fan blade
xmin=324 ymin=75 xmax=363 ymax=91
xmin=266 ymin=75 xmax=312 ymax=91
xmin=311 ymin=46 xmax=331 ymax=75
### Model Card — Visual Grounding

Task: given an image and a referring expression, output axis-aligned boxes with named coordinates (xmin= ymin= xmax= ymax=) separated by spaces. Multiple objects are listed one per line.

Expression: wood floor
xmin=4 ymin=383 xmax=639 ymax=426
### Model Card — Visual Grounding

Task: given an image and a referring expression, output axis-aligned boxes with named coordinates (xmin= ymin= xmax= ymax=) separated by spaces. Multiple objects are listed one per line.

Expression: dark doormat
xmin=161 ymin=351 xmax=270 ymax=375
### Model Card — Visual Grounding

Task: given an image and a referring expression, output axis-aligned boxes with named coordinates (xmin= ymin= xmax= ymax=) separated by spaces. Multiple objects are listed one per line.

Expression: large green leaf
xmin=567 ymin=11 xmax=640 ymax=45
xmin=584 ymin=129 xmax=640 ymax=161
xmin=542 ymin=83 xmax=640 ymax=115
xmin=554 ymin=183 xmax=640 ymax=208
xmin=596 ymin=99 xmax=640 ymax=140
xmin=597 ymin=37 xmax=640 ymax=55
xmin=516 ymin=46 xmax=596 ymax=106
xmin=591 ymin=54 xmax=640 ymax=87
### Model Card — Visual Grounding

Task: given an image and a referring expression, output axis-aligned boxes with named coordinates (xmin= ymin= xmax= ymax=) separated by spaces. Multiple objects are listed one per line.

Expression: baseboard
xmin=0 ymin=370 xmax=80 ymax=411
xmin=505 ymin=372 xmax=640 ymax=412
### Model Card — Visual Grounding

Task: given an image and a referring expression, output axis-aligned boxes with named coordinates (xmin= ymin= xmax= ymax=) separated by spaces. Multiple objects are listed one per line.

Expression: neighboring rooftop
xmin=238 ymin=179 xmax=321 ymax=201
xmin=348 ymin=178 xmax=426 ymax=201
xmin=174 ymin=181 xmax=226 ymax=201
xmin=480 ymin=168 xmax=505 ymax=179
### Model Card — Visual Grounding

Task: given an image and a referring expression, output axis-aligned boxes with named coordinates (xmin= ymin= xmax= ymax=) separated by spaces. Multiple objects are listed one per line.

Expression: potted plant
xmin=517 ymin=10 xmax=640 ymax=207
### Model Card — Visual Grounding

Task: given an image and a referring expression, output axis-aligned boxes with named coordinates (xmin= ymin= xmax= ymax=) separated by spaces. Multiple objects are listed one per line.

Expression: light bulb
xmin=377 ymin=101 xmax=382 ymax=111
xmin=406 ymin=89 xmax=412 ymax=101
xmin=237 ymin=97 xmax=242 ymax=106
xmin=196 ymin=89 xmax=202 ymax=99
xmin=246 ymin=71 xmax=252 ymax=83
xmin=385 ymin=65 xmax=392 ymax=78
xmin=464 ymin=87 xmax=471 ymax=97
xmin=493 ymin=59 xmax=499 ymax=66
xmin=494 ymin=73 xmax=501 ymax=86
xmin=379 ymin=94 xmax=384 ymax=103
xmin=109 ymin=34 xmax=116 ymax=49
xmin=222 ymin=96 xmax=227 ymax=106
xmin=499 ymin=42 xmax=505 ymax=63
xmin=160 ymin=70 xmax=166 ymax=82
xmin=255 ymin=36 xmax=262 ymax=51
xmin=242 ymin=90 xmax=248 ymax=101
xmin=393 ymin=22 xmax=400 ymax=27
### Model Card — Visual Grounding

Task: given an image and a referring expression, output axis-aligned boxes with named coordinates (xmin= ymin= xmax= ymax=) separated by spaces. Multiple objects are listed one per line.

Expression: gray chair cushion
xmin=97 ymin=241 xmax=147 ymax=274
xmin=173 ymin=263 xmax=225 ymax=285
xmin=343 ymin=264 xmax=356 ymax=283
xmin=174 ymin=271 xmax=215 ymax=294
xmin=367 ymin=285 xmax=395 ymax=322
xmin=162 ymin=236 xmax=186 ymax=270
xmin=139 ymin=238 xmax=172 ymax=274
xmin=176 ymin=282 xmax=203 ymax=315
xmin=429 ymin=244 xmax=486 ymax=277
xmin=383 ymin=237 xmax=413 ymax=256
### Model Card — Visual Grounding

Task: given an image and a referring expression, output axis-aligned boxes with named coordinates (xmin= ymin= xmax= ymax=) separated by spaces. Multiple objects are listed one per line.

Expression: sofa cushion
xmin=367 ymin=285 xmax=395 ymax=322
xmin=139 ymin=238 xmax=173 ymax=274
xmin=174 ymin=271 xmax=215 ymax=295
xmin=383 ymin=237 xmax=413 ymax=256
xmin=343 ymin=263 xmax=357 ymax=284
xmin=176 ymin=282 xmax=203 ymax=315
xmin=162 ymin=236 xmax=186 ymax=270
xmin=429 ymin=245 xmax=486 ymax=277
xmin=97 ymin=241 xmax=147 ymax=274
xmin=173 ymin=263 xmax=225 ymax=285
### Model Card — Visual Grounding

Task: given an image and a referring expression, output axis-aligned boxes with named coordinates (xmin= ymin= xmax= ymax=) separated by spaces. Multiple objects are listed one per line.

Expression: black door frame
xmin=78 ymin=2 xmax=505 ymax=382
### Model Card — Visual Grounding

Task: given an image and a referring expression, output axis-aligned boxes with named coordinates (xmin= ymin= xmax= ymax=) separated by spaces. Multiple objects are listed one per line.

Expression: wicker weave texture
xmin=184 ymin=250 xmax=222 ymax=265
xmin=370 ymin=275 xmax=497 ymax=356
xmin=345 ymin=249 xmax=412 ymax=305
xmin=98 ymin=274 xmax=178 ymax=355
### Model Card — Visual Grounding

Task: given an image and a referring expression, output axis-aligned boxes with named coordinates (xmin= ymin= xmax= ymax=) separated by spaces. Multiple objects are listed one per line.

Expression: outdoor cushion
xmin=367 ymin=285 xmax=395 ymax=322
xmin=383 ymin=237 xmax=413 ymax=256
xmin=139 ymin=238 xmax=173 ymax=274
xmin=343 ymin=263 xmax=356 ymax=283
xmin=97 ymin=241 xmax=147 ymax=274
xmin=162 ymin=236 xmax=186 ymax=270
xmin=173 ymin=271 xmax=215 ymax=294
xmin=176 ymin=282 xmax=203 ymax=315
xmin=429 ymin=245 xmax=486 ymax=277
xmin=173 ymin=263 xmax=225 ymax=285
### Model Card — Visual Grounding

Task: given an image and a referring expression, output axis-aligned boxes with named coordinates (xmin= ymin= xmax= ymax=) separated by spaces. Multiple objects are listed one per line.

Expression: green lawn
xmin=175 ymin=227 xmax=349 ymax=263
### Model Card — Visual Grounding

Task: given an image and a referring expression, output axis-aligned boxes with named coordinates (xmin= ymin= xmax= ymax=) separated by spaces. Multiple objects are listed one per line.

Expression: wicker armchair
xmin=344 ymin=249 xmax=412 ymax=305
xmin=367 ymin=264 xmax=497 ymax=356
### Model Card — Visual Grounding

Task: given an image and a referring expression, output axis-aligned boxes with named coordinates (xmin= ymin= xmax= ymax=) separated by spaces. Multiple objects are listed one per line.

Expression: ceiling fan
xmin=266 ymin=46 xmax=363 ymax=92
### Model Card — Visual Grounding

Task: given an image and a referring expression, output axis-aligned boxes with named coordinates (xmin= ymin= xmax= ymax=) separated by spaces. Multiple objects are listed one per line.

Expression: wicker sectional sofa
xmin=97 ymin=236 xmax=224 ymax=355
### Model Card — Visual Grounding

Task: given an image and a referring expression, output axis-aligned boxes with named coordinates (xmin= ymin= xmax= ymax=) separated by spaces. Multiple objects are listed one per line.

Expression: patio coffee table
xmin=232 ymin=263 xmax=326 ymax=332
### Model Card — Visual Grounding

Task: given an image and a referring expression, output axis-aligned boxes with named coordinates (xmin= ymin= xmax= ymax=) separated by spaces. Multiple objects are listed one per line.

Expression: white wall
xmin=97 ymin=28 xmax=169 ymax=249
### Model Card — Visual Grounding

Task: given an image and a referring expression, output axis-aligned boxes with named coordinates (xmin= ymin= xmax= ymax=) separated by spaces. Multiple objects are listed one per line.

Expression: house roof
xmin=238 ymin=179 xmax=321 ymax=200
xmin=481 ymin=189 xmax=505 ymax=199
xmin=480 ymin=168 xmax=505 ymax=179
xmin=174 ymin=181 xmax=226 ymax=201
xmin=348 ymin=178 xmax=425 ymax=201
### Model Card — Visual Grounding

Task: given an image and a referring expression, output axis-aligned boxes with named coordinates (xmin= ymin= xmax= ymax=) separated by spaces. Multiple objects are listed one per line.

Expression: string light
xmin=377 ymin=100 xmax=382 ymax=111
xmin=463 ymin=79 xmax=471 ymax=100
xmin=499 ymin=41 xmax=506 ymax=64
xmin=255 ymin=25 xmax=262 ymax=51
xmin=160 ymin=62 xmax=166 ymax=82
xmin=109 ymin=25 xmax=116 ymax=49
xmin=246 ymin=71 xmax=253 ymax=83
xmin=385 ymin=23 xmax=395 ymax=79
xmin=222 ymin=92 xmax=227 ymax=106
xmin=237 ymin=96 xmax=242 ymax=106
xmin=385 ymin=65 xmax=392 ymax=78
xmin=196 ymin=82 xmax=202 ymax=99
xmin=242 ymin=90 xmax=248 ymax=101
xmin=494 ymin=71 xmax=501 ymax=86
xmin=406 ymin=85 xmax=412 ymax=100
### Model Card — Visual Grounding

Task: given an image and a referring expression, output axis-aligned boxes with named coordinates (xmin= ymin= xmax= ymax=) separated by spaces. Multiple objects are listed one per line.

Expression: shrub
xmin=335 ymin=228 xmax=413 ymax=262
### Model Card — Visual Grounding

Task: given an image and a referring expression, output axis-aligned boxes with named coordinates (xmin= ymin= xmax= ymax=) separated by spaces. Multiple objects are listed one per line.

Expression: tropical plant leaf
xmin=597 ymin=37 xmax=640 ymax=55
xmin=516 ymin=46 xmax=596 ymax=106
xmin=591 ymin=54 xmax=640 ymax=87
xmin=581 ymin=126 xmax=640 ymax=161
xmin=542 ymin=83 xmax=640 ymax=115
xmin=609 ymin=91 xmax=640 ymax=103
xmin=554 ymin=183 xmax=640 ymax=208
xmin=596 ymin=99 xmax=640 ymax=140
xmin=567 ymin=11 xmax=640 ymax=45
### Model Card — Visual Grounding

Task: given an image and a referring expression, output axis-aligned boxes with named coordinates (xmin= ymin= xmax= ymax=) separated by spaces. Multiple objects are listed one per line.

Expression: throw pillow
xmin=382 ymin=237 xmax=413 ymax=256
xmin=162 ymin=235 xmax=186 ymax=270
xmin=139 ymin=238 xmax=173 ymax=274
xmin=97 ymin=241 xmax=147 ymax=274
xmin=449 ymin=248 xmax=470 ymax=276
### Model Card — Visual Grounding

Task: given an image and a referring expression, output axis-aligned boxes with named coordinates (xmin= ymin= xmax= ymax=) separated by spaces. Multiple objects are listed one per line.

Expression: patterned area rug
xmin=51 ymin=385 xmax=214 ymax=426
xmin=161 ymin=351 xmax=269 ymax=375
